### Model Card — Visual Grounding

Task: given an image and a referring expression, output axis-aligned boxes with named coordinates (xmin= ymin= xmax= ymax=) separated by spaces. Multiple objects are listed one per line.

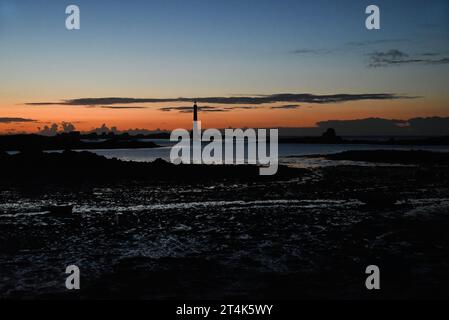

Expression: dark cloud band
xmin=27 ymin=93 xmax=415 ymax=107
xmin=160 ymin=106 xmax=229 ymax=113
xmin=0 ymin=117 xmax=36 ymax=123
xmin=271 ymin=104 xmax=301 ymax=109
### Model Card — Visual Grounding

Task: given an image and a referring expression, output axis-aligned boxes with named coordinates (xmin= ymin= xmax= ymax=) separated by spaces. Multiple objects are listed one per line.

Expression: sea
xmin=71 ymin=140 xmax=449 ymax=168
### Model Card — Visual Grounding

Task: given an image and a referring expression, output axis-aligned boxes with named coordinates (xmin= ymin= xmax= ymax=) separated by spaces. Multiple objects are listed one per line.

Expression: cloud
xmin=420 ymin=52 xmax=440 ymax=57
xmin=223 ymin=106 xmax=256 ymax=110
xmin=292 ymin=39 xmax=409 ymax=57
xmin=271 ymin=104 xmax=300 ymax=110
xmin=317 ymin=118 xmax=407 ymax=135
xmin=194 ymin=109 xmax=229 ymax=113
xmin=61 ymin=122 xmax=76 ymax=132
xmin=0 ymin=117 xmax=36 ymax=123
xmin=37 ymin=122 xmax=76 ymax=136
xmin=291 ymin=49 xmax=332 ymax=55
xmin=24 ymin=102 xmax=61 ymax=106
xmin=160 ymin=106 xmax=229 ymax=113
xmin=27 ymin=92 xmax=415 ymax=107
xmin=426 ymin=58 xmax=449 ymax=65
xmin=346 ymin=39 xmax=409 ymax=47
xmin=368 ymin=49 xmax=410 ymax=67
xmin=100 ymin=106 xmax=149 ymax=109
xmin=368 ymin=49 xmax=449 ymax=67
xmin=160 ymin=106 xmax=193 ymax=112
xmin=84 ymin=124 xmax=168 ymax=135
xmin=406 ymin=117 xmax=449 ymax=134
xmin=316 ymin=117 xmax=449 ymax=136
xmin=87 ymin=123 xmax=118 ymax=135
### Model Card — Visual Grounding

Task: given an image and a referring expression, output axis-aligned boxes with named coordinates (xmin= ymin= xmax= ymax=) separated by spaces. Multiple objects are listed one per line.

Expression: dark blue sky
xmin=1 ymin=0 xmax=448 ymax=95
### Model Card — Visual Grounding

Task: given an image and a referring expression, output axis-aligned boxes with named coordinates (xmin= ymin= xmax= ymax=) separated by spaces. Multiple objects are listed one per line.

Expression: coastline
xmin=1 ymin=149 xmax=449 ymax=299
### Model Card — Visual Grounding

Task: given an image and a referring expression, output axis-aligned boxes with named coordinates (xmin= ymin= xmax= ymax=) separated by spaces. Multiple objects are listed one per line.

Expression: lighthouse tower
xmin=193 ymin=101 xmax=198 ymax=122
xmin=192 ymin=101 xmax=201 ymax=163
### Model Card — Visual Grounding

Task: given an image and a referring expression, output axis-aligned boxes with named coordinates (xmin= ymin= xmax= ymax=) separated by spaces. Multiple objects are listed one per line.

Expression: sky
xmin=0 ymin=0 xmax=449 ymax=134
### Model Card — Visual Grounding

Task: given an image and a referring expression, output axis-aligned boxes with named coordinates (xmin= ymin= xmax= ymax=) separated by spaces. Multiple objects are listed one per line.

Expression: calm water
xmin=76 ymin=140 xmax=449 ymax=167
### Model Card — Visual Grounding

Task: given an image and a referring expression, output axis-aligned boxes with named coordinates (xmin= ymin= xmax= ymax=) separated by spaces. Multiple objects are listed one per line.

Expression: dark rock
xmin=355 ymin=190 xmax=398 ymax=208
xmin=42 ymin=205 xmax=73 ymax=216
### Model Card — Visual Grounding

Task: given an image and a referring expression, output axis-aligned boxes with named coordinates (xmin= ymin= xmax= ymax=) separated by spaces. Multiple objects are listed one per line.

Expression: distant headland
xmin=0 ymin=131 xmax=162 ymax=152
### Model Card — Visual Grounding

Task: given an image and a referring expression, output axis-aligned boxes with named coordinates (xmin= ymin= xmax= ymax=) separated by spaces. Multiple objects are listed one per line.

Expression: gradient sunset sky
xmin=1 ymin=0 xmax=448 ymax=133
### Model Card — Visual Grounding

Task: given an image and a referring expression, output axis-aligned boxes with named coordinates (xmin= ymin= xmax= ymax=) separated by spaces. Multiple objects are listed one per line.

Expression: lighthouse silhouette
xmin=192 ymin=101 xmax=201 ymax=163
xmin=193 ymin=101 xmax=198 ymax=122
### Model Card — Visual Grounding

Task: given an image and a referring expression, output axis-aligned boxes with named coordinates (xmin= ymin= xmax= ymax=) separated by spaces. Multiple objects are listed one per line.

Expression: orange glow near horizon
xmin=1 ymin=98 xmax=449 ymax=134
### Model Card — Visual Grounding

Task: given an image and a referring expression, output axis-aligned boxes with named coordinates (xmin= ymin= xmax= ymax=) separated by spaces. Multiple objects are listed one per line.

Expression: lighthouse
xmin=192 ymin=101 xmax=201 ymax=163
xmin=193 ymin=101 xmax=198 ymax=122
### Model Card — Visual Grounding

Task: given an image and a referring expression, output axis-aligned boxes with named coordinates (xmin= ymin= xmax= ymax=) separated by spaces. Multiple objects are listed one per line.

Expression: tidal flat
xmin=1 ymin=151 xmax=449 ymax=299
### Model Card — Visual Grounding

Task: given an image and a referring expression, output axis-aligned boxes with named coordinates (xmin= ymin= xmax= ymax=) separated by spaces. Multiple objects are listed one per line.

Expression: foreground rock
xmin=324 ymin=150 xmax=449 ymax=165
xmin=0 ymin=150 xmax=303 ymax=185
